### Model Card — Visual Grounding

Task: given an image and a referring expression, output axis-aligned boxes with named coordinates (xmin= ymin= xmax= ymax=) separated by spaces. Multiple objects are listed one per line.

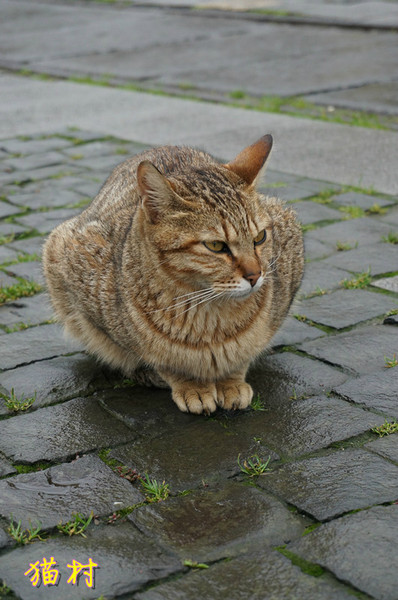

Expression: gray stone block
xmin=3 ymin=151 xmax=65 ymax=172
xmin=330 ymin=191 xmax=392 ymax=210
xmin=297 ymin=262 xmax=349 ymax=297
xmin=6 ymin=236 xmax=45 ymax=256
xmin=16 ymin=208 xmax=80 ymax=234
xmin=270 ymin=316 xmax=325 ymax=347
xmin=299 ymin=324 xmax=398 ymax=375
xmin=136 ymin=548 xmax=356 ymax=600
xmin=0 ymin=519 xmax=181 ymax=599
xmin=0 ymin=456 xmax=16 ymax=477
xmin=0 ymin=269 xmax=17 ymax=288
xmin=303 ymin=236 xmax=334 ymax=260
xmin=334 ymin=368 xmax=398 ymax=418
xmin=10 ymin=188 xmax=83 ymax=210
xmin=0 ymin=244 xmax=18 ymax=264
xmin=4 ymin=260 xmax=44 ymax=284
xmin=0 ymin=292 xmax=52 ymax=328
xmin=0 ymin=353 xmax=113 ymax=414
xmin=0 ymin=223 xmax=28 ymax=237
xmin=0 ymin=200 xmax=22 ymax=219
xmin=372 ymin=275 xmax=398 ymax=293
xmin=325 ymin=242 xmax=398 ymax=276
xmin=0 ymin=396 xmax=135 ymax=463
xmin=305 ymin=217 xmax=393 ymax=249
xmin=298 ymin=289 xmax=397 ymax=329
xmin=366 ymin=435 xmax=398 ymax=464
xmin=130 ymin=482 xmax=308 ymax=562
xmin=0 ymin=137 xmax=72 ymax=155
xmin=0 ymin=323 xmax=82 ymax=370
xmin=0 ymin=455 xmax=143 ymax=529
xmin=289 ymin=505 xmax=398 ymax=600
xmin=291 ymin=201 xmax=342 ymax=225
xmin=258 ymin=449 xmax=398 ymax=520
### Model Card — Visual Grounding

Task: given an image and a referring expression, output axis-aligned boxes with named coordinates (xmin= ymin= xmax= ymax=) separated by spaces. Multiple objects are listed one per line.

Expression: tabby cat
xmin=43 ymin=134 xmax=304 ymax=414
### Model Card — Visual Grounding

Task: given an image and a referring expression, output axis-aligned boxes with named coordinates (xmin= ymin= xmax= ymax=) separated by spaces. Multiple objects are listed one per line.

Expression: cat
xmin=43 ymin=134 xmax=304 ymax=415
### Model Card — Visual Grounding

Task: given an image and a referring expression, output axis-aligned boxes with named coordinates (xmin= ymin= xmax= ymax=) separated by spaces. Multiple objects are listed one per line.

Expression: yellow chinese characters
xmin=24 ymin=556 xmax=59 ymax=587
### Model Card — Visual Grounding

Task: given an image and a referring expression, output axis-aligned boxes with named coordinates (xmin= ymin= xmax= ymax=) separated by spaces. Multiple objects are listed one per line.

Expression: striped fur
xmin=43 ymin=137 xmax=304 ymax=414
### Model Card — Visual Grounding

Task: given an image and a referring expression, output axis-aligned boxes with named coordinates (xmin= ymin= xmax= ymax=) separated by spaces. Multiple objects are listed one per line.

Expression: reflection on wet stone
xmin=130 ymin=482 xmax=309 ymax=562
xmin=0 ymin=455 xmax=143 ymax=529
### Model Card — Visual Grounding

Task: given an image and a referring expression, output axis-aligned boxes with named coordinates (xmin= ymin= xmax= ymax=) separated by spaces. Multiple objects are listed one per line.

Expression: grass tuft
xmin=0 ymin=388 xmax=36 ymax=413
xmin=57 ymin=512 xmax=93 ymax=538
xmin=341 ymin=269 xmax=372 ymax=289
xmin=238 ymin=454 xmax=272 ymax=477
xmin=372 ymin=420 xmax=398 ymax=437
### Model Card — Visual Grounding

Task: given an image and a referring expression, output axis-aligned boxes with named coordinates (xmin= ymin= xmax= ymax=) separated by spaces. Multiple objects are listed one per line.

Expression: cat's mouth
xmin=226 ymin=276 xmax=264 ymax=300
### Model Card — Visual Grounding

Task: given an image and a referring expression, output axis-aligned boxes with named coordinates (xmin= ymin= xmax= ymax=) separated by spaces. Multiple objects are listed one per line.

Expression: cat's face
xmin=138 ymin=164 xmax=274 ymax=302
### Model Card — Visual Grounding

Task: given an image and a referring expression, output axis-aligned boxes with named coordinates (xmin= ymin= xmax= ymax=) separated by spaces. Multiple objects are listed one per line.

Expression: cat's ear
xmin=137 ymin=160 xmax=176 ymax=223
xmin=224 ymin=134 xmax=273 ymax=186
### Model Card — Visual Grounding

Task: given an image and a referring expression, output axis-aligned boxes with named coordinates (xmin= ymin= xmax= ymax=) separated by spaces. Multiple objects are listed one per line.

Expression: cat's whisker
xmin=146 ymin=289 xmax=216 ymax=314
xmin=172 ymin=288 xmax=214 ymax=301
xmin=173 ymin=291 xmax=225 ymax=318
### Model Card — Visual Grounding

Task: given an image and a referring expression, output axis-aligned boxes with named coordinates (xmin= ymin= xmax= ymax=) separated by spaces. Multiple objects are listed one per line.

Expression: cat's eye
xmin=203 ymin=241 xmax=228 ymax=253
xmin=254 ymin=229 xmax=267 ymax=246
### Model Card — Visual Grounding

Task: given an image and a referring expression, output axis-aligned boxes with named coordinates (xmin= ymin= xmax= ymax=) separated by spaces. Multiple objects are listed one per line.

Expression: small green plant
xmin=341 ymin=269 xmax=372 ymax=289
xmin=336 ymin=240 xmax=356 ymax=251
xmin=229 ymin=89 xmax=247 ymax=100
xmin=140 ymin=474 xmax=170 ymax=503
xmin=250 ymin=394 xmax=266 ymax=411
xmin=8 ymin=517 xmax=46 ymax=545
xmin=0 ymin=581 xmax=11 ymax=596
xmin=238 ymin=454 xmax=272 ymax=477
xmin=0 ymin=388 xmax=36 ymax=412
xmin=289 ymin=388 xmax=307 ymax=401
xmin=372 ymin=420 xmax=398 ymax=437
xmin=183 ymin=560 xmax=209 ymax=569
xmin=0 ymin=279 xmax=42 ymax=305
xmin=57 ymin=512 xmax=93 ymax=537
xmin=366 ymin=203 xmax=387 ymax=215
xmin=384 ymin=354 xmax=398 ymax=368
xmin=381 ymin=232 xmax=398 ymax=244
xmin=339 ymin=205 xmax=366 ymax=219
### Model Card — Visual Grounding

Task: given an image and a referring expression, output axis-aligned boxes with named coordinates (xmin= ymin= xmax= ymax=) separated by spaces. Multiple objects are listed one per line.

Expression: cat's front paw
xmin=172 ymin=383 xmax=218 ymax=415
xmin=216 ymin=380 xmax=253 ymax=411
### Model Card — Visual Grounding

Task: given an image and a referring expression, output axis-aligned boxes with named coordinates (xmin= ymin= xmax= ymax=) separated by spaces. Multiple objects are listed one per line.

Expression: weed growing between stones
xmin=371 ymin=420 xmax=398 ymax=437
xmin=366 ymin=203 xmax=387 ymax=215
xmin=57 ymin=512 xmax=94 ymax=538
xmin=384 ymin=354 xmax=398 ymax=368
xmin=275 ymin=546 xmax=324 ymax=577
xmin=336 ymin=240 xmax=358 ymax=251
xmin=250 ymin=394 xmax=267 ymax=411
xmin=0 ymin=279 xmax=42 ymax=305
xmin=8 ymin=517 xmax=46 ymax=545
xmin=382 ymin=232 xmax=398 ymax=244
xmin=237 ymin=454 xmax=272 ymax=477
xmin=140 ymin=474 xmax=170 ymax=503
xmin=183 ymin=560 xmax=209 ymax=570
xmin=0 ymin=388 xmax=36 ymax=413
xmin=339 ymin=205 xmax=366 ymax=219
xmin=341 ymin=269 xmax=372 ymax=289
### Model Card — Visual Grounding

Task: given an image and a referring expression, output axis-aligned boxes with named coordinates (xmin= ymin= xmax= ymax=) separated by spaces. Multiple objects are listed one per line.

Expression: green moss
xmin=276 ymin=546 xmax=324 ymax=577
xmin=0 ymin=279 xmax=42 ymax=305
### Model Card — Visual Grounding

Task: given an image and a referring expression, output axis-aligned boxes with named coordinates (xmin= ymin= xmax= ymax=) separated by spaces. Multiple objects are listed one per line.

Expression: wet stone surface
xmin=334 ymin=368 xmax=398 ymax=418
xmin=0 ymin=353 xmax=113 ymax=414
xmin=136 ymin=548 xmax=356 ymax=600
xmin=258 ymin=449 xmax=398 ymax=521
xmin=130 ymin=481 xmax=309 ymax=562
xmin=299 ymin=324 xmax=398 ymax=374
xmin=298 ymin=288 xmax=397 ymax=329
xmin=366 ymin=434 xmax=398 ymax=464
xmin=0 ymin=323 xmax=82 ymax=370
xmin=0 ymin=455 xmax=144 ymax=529
xmin=270 ymin=316 xmax=325 ymax=347
xmin=0 ymin=396 xmax=135 ymax=463
xmin=289 ymin=505 xmax=398 ymax=600
xmin=0 ymin=520 xmax=181 ymax=600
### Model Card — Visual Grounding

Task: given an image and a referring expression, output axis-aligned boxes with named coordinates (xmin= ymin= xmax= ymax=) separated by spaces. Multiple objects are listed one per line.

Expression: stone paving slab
xmin=298 ymin=324 xmax=398 ymax=375
xmin=3 ymin=260 xmax=44 ymax=285
xmin=289 ymin=505 xmax=398 ymax=600
xmin=8 ymin=188 xmax=83 ymax=210
xmin=130 ymin=481 xmax=309 ymax=562
xmin=0 ymin=456 xmax=16 ymax=478
xmin=297 ymin=261 xmax=350 ymax=297
xmin=298 ymin=288 xmax=398 ymax=329
xmin=0 ymin=270 xmax=18 ymax=288
xmin=366 ymin=435 xmax=398 ymax=464
xmin=0 ymin=520 xmax=181 ymax=600
xmin=0 ymin=323 xmax=82 ymax=370
xmin=270 ymin=315 xmax=325 ymax=347
xmin=373 ymin=274 xmax=398 ymax=293
xmin=0 ymin=291 xmax=53 ymax=329
xmin=0 ymin=455 xmax=144 ymax=530
xmin=258 ymin=449 xmax=398 ymax=521
xmin=334 ymin=368 xmax=398 ymax=419
xmin=304 ymin=217 xmax=394 ymax=249
xmin=324 ymin=242 xmax=398 ymax=277
xmin=0 ymin=396 xmax=136 ymax=463
xmin=15 ymin=207 xmax=81 ymax=234
xmin=136 ymin=547 xmax=357 ymax=600
xmin=328 ymin=191 xmax=393 ymax=210
xmin=290 ymin=200 xmax=343 ymax=225
xmin=0 ymin=354 xmax=113 ymax=414
xmin=0 ymin=245 xmax=18 ymax=263
xmin=0 ymin=201 xmax=22 ymax=220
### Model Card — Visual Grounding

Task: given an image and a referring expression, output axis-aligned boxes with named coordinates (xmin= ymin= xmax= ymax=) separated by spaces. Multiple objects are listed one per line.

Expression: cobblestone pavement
xmin=0 ymin=131 xmax=397 ymax=599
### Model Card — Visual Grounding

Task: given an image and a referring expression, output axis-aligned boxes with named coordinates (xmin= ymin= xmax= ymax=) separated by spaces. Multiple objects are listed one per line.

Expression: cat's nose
xmin=244 ymin=271 xmax=261 ymax=287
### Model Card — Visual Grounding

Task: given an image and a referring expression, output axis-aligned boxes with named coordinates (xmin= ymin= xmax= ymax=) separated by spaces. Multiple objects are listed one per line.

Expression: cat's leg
xmin=157 ymin=370 xmax=218 ymax=415
xmin=215 ymin=366 xmax=253 ymax=411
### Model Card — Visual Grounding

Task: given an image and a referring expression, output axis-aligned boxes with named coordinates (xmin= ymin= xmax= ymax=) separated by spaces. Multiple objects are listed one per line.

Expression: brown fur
xmin=43 ymin=135 xmax=304 ymax=414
